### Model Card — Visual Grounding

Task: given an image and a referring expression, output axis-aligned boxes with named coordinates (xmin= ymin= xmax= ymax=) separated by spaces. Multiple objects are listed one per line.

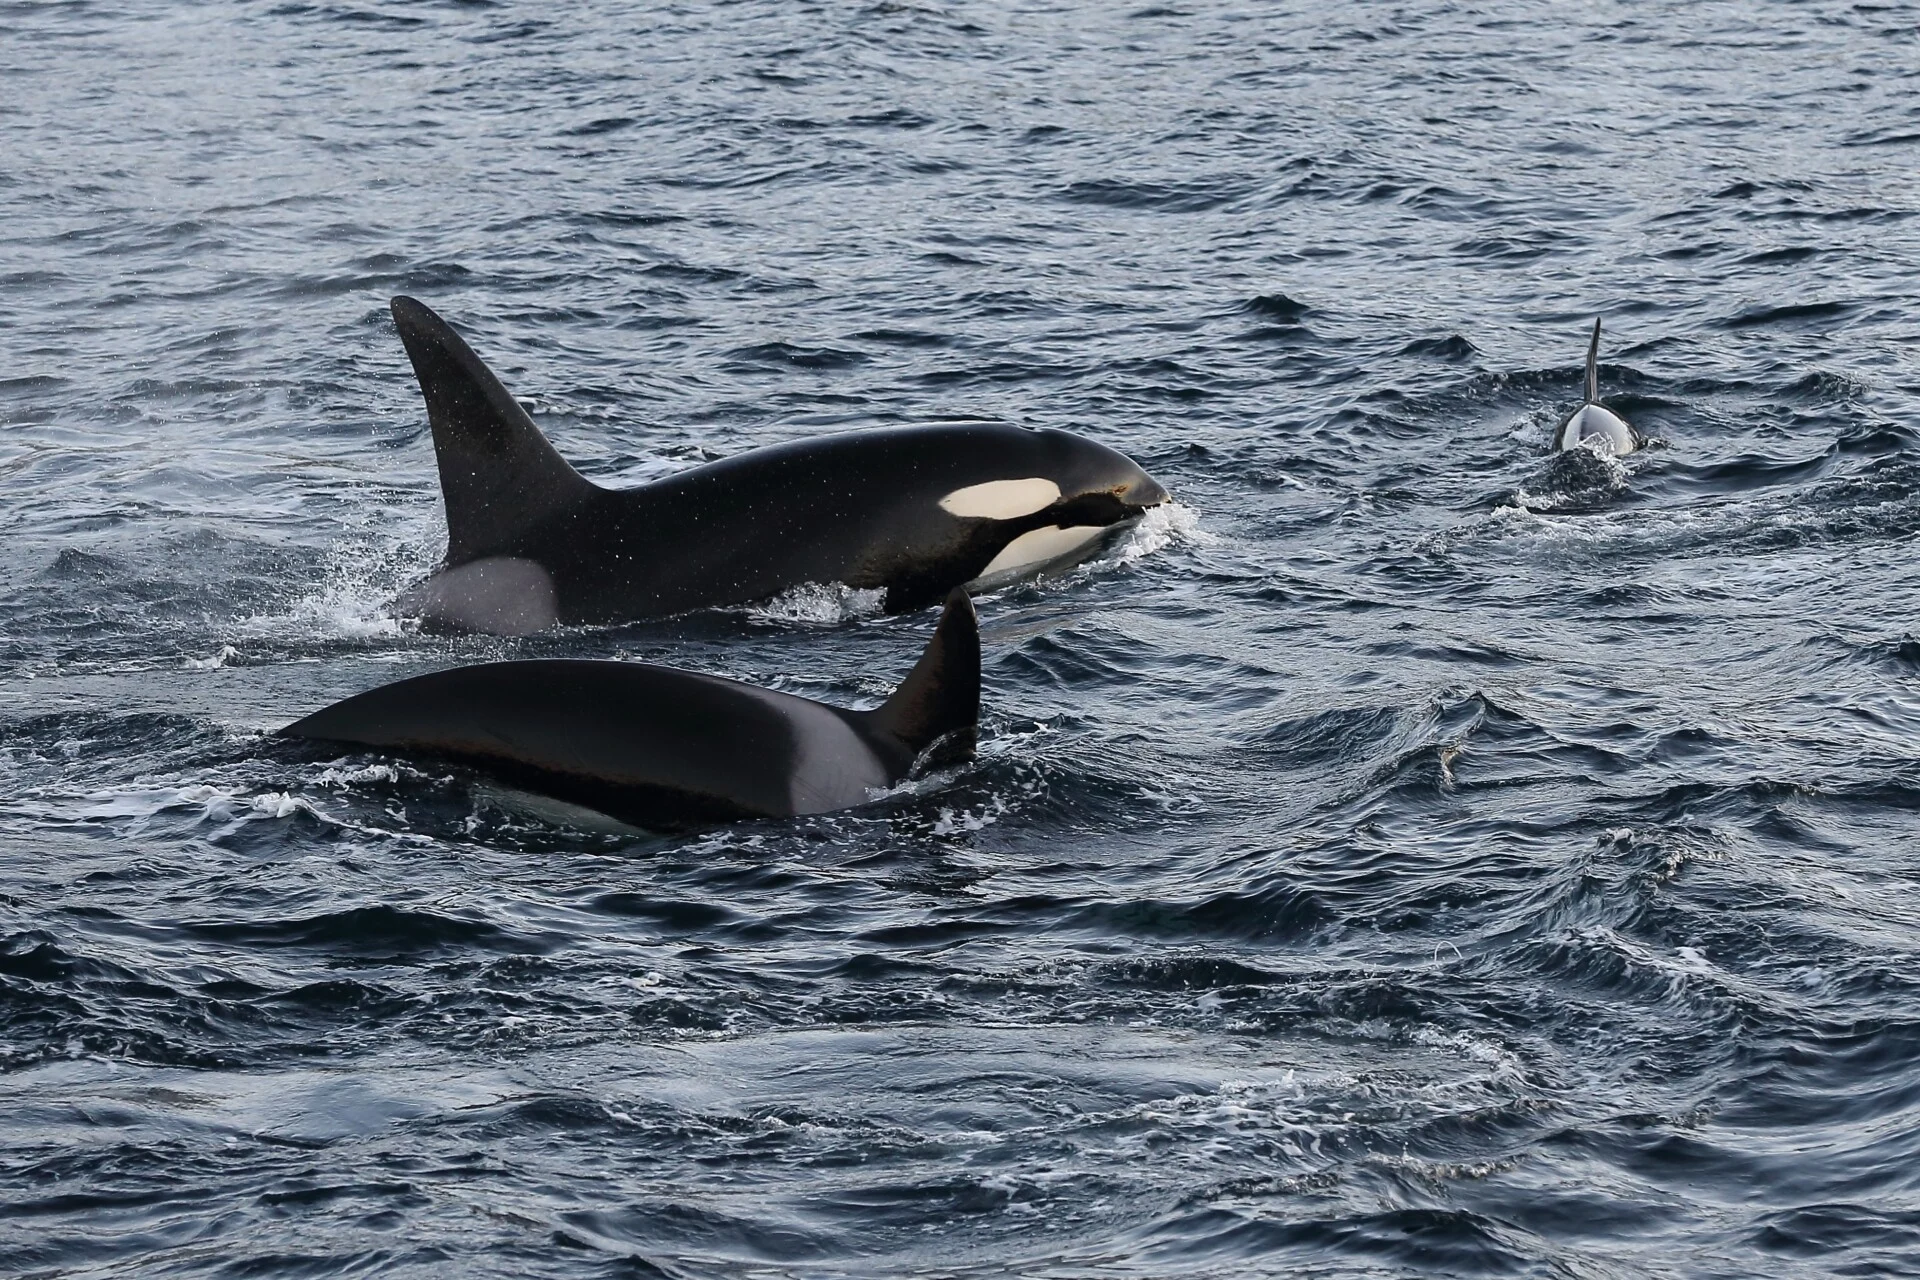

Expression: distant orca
xmin=281 ymin=589 xmax=980 ymax=829
xmin=386 ymin=297 xmax=1169 ymax=635
xmin=1553 ymin=318 xmax=1640 ymax=456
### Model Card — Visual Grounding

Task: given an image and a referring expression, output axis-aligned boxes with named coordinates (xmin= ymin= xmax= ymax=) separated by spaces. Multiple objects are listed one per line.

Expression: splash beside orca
xmin=387 ymin=297 xmax=1169 ymax=634
xmin=281 ymin=589 xmax=980 ymax=829
xmin=1554 ymin=318 xmax=1640 ymax=456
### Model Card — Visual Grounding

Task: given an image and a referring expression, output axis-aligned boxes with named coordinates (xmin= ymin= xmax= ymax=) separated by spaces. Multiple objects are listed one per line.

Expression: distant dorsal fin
xmin=1584 ymin=317 xmax=1602 ymax=405
xmin=862 ymin=588 xmax=980 ymax=771
xmin=391 ymin=297 xmax=596 ymax=566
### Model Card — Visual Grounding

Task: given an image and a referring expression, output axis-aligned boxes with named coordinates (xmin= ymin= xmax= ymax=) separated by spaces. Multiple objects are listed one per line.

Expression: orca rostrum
xmin=386 ymin=297 xmax=1170 ymax=634
xmin=281 ymin=589 xmax=980 ymax=829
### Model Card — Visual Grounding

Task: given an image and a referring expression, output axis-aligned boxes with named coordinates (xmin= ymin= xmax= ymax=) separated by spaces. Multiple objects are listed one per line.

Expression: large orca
xmin=281 ymin=589 xmax=980 ymax=829
xmin=1553 ymin=318 xmax=1640 ymax=456
xmin=386 ymin=297 xmax=1169 ymax=635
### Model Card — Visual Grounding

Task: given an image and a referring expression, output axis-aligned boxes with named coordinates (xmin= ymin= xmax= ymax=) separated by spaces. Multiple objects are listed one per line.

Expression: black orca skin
xmin=387 ymin=297 xmax=1170 ymax=634
xmin=280 ymin=590 xmax=980 ymax=830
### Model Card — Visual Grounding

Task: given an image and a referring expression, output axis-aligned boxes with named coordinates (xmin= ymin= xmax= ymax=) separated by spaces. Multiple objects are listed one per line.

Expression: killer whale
xmin=1553 ymin=318 xmax=1640 ymax=456
xmin=280 ymin=589 xmax=980 ymax=829
xmin=387 ymin=297 xmax=1169 ymax=635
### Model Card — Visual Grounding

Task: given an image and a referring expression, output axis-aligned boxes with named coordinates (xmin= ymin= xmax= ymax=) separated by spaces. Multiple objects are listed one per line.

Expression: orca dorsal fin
xmin=863 ymin=588 xmax=980 ymax=771
xmin=391 ymin=297 xmax=596 ymax=566
xmin=1584 ymin=317 xmax=1603 ymax=405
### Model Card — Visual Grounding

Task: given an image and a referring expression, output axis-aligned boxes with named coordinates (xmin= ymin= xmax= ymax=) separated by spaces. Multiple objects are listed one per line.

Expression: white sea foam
xmin=1116 ymin=500 xmax=1211 ymax=563
xmin=233 ymin=515 xmax=436 ymax=643
xmin=66 ymin=781 xmax=326 ymax=830
xmin=70 ymin=785 xmax=235 ymax=823
xmin=249 ymin=792 xmax=312 ymax=819
xmin=1135 ymin=783 xmax=1206 ymax=815
xmin=1407 ymin=1024 xmax=1527 ymax=1076
xmin=183 ymin=645 xmax=239 ymax=670
xmin=315 ymin=763 xmax=400 ymax=787
xmin=930 ymin=796 xmax=1010 ymax=835
xmin=248 ymin=570 xmax=412 ymax=641
xmin=1509 ymin=439 xmax=1634 ymax=512
xmin=747 ymin=582 xmax=888 ymax=626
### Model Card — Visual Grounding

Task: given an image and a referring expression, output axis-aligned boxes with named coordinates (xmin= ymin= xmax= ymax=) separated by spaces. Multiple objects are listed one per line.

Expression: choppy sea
xmin=5 ymin=2 xmax=1920 ymax=1276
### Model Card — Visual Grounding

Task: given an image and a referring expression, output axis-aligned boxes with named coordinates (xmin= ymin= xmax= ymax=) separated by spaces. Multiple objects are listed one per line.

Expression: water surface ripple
xmin=4 ymin=2 xmax=1920 ymax=1276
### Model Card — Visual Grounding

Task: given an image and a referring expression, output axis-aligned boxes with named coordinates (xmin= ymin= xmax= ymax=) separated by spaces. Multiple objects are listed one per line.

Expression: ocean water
xmin=4 ymin=2 xmax=1920 ymax=1276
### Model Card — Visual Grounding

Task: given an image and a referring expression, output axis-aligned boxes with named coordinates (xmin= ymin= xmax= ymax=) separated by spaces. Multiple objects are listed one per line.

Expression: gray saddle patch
xmin=396 ymin=557 xmax=559 ymax=636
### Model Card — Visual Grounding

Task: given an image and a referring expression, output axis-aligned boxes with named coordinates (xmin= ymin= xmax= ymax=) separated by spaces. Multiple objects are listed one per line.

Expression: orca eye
xmin=938 ymin=477 xmax=1061 ymax=519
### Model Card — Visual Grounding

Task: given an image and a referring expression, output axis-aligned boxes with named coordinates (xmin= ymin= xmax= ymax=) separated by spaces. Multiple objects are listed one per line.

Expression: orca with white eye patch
xmin=938 ymin=477 xmax=1061 ymax=519
xmin=1554 ymin=318 xmax=1643 ymax=456
xmin=279 ymin=589 xmax=981 ymax=830
xmin=386 ymin=298 xmax=1169 ymax=634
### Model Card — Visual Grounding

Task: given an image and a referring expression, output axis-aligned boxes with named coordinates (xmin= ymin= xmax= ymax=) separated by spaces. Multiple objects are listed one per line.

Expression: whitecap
xmin=746 ymin=582 xmax=888 ymax=626
xmin=1115 ymin=500 xmax=1211 ymax=563
xmin=231 ymin=515 xmax=437 ymax=643
xmin=183 ymin=645 xmax=239 ymax=670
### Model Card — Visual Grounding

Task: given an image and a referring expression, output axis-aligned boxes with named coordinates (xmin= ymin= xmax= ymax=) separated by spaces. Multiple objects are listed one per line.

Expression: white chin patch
xmin=972 ymin=524 xmax=1108 ymax=586
xmin=938 ymin=476 xmax=1061 ymax=519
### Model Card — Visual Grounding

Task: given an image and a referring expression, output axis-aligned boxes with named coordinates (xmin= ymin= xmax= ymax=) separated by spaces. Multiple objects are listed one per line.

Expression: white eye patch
xmin=937 ymin=477 xmax=1061 ymax=519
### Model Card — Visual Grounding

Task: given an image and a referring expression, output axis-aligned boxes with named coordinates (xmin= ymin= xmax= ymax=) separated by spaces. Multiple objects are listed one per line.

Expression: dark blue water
xmin=5 ymin=2 xmax=1920 ymax=1275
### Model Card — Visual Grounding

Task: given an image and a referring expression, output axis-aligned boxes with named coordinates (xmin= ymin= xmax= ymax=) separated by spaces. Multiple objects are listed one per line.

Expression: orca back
xmin=282 ymin=660 xmax=817 ymax=824
xmin=280 ymin=591 xmax=983 ymax=827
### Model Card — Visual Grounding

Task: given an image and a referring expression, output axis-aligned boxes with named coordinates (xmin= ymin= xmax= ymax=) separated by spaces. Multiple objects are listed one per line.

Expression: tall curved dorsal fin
xmin=1584 ymin=317 xmax=1602 ymax=405
xmin=391 ymin=297 xmax=596 ymax=566
xmin=862 ymin=588 xmax=980 ymax=771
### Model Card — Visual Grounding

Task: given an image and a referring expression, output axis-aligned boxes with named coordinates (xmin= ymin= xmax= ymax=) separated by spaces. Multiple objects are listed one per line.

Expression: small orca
xmin=280 ymin=589 xmax=980 ymax=829
xmin=1553 ymin=318 xmax=1641 ymax=456
xmin=386 ymin=297 xmax=1169 ymax=634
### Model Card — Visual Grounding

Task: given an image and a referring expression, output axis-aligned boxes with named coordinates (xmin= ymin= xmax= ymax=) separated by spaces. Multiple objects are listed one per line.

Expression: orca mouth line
xmin=1126 ymin=475 xmax=1174 ymax=511
xmin=1045 ymin=487 xmax=1167 ymax=529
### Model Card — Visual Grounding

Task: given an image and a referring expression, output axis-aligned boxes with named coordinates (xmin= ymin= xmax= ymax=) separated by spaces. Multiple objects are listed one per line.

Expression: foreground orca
xmin=1553 ymin=318 xmax=1640 ymax=456
xmin=387 ymin=297 xmax=1169 ymax=634
xmin=281 ymin=589 xmax=979 ymax=829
